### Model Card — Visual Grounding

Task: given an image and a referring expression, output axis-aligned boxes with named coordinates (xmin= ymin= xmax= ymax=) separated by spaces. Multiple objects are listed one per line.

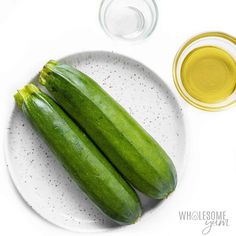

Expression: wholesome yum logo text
xmin=179 ymin=211 xmax=229 ymax=235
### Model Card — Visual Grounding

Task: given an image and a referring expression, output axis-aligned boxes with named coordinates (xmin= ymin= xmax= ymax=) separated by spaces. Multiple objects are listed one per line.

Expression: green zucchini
xmin=39 ymin=61 xmax=177 ymax=199
xmin=14 ymin=84 xmax=142 ymax=224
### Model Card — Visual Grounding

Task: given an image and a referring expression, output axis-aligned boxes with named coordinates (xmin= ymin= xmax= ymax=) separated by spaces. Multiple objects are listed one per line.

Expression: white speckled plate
xmin=5 ymin=51 xmax=186 ymax=232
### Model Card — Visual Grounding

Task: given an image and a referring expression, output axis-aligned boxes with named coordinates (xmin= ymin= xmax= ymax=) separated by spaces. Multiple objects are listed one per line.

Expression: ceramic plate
xmin=5 ymin=51 xmax=186 ymax=232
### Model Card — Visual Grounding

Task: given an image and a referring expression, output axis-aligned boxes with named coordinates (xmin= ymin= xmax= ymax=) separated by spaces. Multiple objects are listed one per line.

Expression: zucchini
xmin=14 ymin=84 xmax=142 ymax=224
xmin=39 ymin=61 xmax=177 ymax=199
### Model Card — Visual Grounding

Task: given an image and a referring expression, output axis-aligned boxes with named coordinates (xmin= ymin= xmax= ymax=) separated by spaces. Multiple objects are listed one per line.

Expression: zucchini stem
xmin=39 ymin=60 xmax=58 ymax=85
xmin=14 ymin=84 xmax=40 ymax=109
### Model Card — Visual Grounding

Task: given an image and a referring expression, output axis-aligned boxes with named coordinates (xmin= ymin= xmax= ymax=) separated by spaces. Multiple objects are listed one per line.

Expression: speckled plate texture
xmin=5 ymin=51 xmax=186 ymax=232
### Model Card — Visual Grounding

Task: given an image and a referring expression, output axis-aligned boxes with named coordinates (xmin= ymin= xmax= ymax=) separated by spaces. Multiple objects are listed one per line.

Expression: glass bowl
xmin=99 ymin=0 xmax=158 ymax=41
xmin=173 ymin=32 xmax=236 ymax=111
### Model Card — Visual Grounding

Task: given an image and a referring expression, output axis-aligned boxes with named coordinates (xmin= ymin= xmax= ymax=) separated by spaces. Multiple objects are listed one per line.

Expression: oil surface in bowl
xmin=181 ymin=46 xmax=236 ymax=103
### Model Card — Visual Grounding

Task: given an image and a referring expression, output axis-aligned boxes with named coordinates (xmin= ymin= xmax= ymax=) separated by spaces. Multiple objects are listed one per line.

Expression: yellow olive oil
xmin=181 ymin=46 xmax=236 ymax=103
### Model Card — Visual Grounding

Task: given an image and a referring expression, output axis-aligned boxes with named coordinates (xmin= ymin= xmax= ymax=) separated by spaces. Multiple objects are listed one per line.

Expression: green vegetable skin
xmin=39 ymin=61 xmax=177 ymax=199
xmin=14 ymin=84 xmax=142 ymax=224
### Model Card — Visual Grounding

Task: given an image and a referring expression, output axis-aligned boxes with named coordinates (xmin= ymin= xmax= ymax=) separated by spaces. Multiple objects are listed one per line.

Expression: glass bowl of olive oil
xmin=173 ymin=32 xmax=236 ymax=111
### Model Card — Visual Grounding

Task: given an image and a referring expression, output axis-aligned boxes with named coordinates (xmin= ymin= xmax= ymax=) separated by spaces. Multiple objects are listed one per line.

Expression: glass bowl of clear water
xmin=99 ymin=0 xmax=158 ymax=41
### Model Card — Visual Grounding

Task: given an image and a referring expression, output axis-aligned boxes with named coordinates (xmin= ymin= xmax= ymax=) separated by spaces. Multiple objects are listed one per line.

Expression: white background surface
xmin=0 ymin=0 xmax=235 ymax=235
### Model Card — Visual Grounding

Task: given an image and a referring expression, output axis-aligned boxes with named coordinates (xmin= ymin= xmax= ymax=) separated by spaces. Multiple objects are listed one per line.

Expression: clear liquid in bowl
xmin=99 ymin=0 xmax=158 ymax=41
